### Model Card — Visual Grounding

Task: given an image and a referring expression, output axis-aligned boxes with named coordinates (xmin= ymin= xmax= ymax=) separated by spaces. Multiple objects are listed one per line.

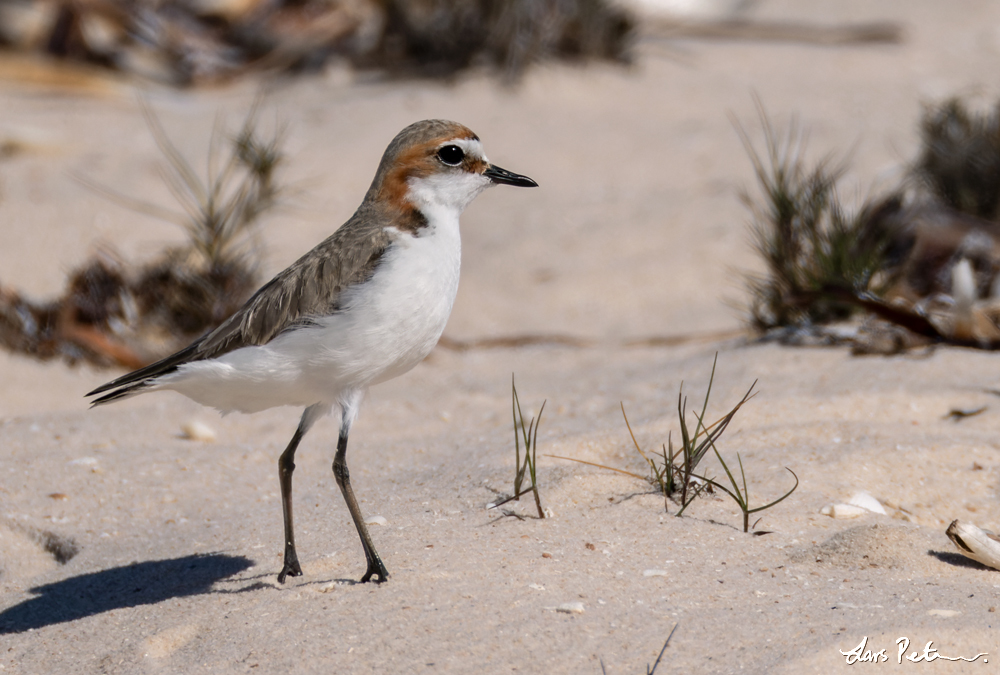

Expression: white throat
xmin=407 ymin=170 xmax=494 ymax=217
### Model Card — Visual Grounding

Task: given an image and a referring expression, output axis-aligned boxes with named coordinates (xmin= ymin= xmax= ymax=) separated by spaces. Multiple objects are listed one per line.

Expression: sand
xmin=3 ymin=1 xmax=1000 ymax=672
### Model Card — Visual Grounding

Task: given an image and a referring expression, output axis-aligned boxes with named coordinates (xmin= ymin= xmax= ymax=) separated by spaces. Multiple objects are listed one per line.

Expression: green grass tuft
xmin=737 ymin=101 xmax=897 ymax=331
xmin=489 ymin=375 xmax=546 ymax=519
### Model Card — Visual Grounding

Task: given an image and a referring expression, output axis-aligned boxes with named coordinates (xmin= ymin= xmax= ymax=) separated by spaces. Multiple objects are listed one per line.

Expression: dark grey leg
xmin=276 ymin=422 xmax=308 ymax=583
xmin=333 ymin=431 xmax=388 ymax=583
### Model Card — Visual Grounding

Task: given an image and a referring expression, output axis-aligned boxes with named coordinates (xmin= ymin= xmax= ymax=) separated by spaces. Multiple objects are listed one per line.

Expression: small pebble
xmin=365 ymin=515 xmax=388 ymax=526
xmin=528 ymin=583 xmax=545 ymax=591
xmin=47 ymin=493 xmax=68 ymax=500
xmin=643 ymin=569 xmax=669 ymax=577
xmin=180 ymin=420 xmax=216 ymax=442
xmin=542 ymin=552 xmax=552 ymax=559
xmin=556 ymin=602 xmax=584 ymax=614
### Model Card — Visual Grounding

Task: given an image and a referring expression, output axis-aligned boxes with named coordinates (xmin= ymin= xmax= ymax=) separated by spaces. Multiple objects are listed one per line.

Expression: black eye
xmin=437 ymin=145 xmax=465 ymax=166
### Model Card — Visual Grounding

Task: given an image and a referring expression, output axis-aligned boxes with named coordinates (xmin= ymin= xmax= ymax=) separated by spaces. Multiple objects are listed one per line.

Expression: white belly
xmin=158 ymin=220 xmax=462 ymax=414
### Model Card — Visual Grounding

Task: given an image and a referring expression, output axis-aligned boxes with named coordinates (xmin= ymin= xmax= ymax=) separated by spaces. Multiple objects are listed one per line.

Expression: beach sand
xmin=2 ymin=1 xmax=1000 ymax=672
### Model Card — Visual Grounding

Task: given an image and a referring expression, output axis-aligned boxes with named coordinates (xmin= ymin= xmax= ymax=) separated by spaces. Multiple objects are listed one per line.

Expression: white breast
xmin=327 ymin=213 xmax=464 ymax=387
xmin=159 ymin=215 xmax=462 ymax=414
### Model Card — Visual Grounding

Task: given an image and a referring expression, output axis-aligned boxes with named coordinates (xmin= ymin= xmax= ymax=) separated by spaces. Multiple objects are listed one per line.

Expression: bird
xmin=86 ymin=119 xmax=537 ymax=584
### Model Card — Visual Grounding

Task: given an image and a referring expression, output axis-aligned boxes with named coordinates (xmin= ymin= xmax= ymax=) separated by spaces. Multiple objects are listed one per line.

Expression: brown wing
xmin=86 ymin=206 xmax=393 ymax=404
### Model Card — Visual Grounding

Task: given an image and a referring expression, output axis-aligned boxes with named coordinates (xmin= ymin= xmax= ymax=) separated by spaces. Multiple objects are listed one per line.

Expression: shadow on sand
xmin=928 ymin=549 xmax=990 ymax=570
xmin=0 ymin=553 xmax=253 ymax=634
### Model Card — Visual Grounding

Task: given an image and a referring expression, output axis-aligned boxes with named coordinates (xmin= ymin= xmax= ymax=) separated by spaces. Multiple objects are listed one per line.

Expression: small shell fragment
xmin=820 ymin=503 xmax=868 ymax=519
xmin=946 ymin=519 xmax=1000 ymax=571
xmin=364 ymin=515 xmax=388 ymax=526
xmin=928 ymin=609 xmax=961 ymax=618
xmin=643 ymin=569 xmax=669 ymax=577
xmin=556 ymin=602 xmax=585 ymax=614
xmin=952 ymin=258 xmax=976 ymax=340
xmin=847 ymin=491 xmax=887 ymax=515
xmin=180 ymin=420 xmax=216 ymax=442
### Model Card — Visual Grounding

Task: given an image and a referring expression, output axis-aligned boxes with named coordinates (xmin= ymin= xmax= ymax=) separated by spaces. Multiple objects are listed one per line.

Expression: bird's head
xmin=366 ymin=119 xmax=537 ymax=219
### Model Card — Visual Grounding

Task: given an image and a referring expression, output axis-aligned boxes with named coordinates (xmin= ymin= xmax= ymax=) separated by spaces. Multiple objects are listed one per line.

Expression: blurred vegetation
xmin=0 ymin=106 xmax=281 ymax=367
xmin=738 ymin=109 xmax=897 ymax=331
xmin=914 ymin=98 xmax=1000 ymax=220
xmin=0 ymin=0 xmax=633 ymax=86
xmin=742 ymin=96 xmax=1000 ymax=350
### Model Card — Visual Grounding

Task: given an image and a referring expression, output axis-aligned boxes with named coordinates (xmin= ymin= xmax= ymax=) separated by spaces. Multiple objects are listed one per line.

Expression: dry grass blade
xmin=142 ymin=100 xmax=208 ymax=209
xmin=648 ymin=623 xmax=679 ymax=675
xmin=599 ymin=622 xmax=678 ymax=674
xmin=544 ymin=454 xmax=645 ymax=481
xmin=643 ymin=19 xmax=902 ymax=45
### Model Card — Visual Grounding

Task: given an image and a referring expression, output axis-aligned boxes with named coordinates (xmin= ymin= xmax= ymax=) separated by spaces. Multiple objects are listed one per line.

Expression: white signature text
xmin=840 ymin=637 xmax=988 ymax=665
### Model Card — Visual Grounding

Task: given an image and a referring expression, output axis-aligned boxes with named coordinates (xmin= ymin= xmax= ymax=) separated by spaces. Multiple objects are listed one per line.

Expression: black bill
xmin=484 ymin=164 xmax=538 ymax=188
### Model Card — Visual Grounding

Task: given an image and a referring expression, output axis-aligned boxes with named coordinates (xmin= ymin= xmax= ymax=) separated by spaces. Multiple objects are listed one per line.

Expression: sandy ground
xmin=4 ymin=0 xmax=1000 ymax=672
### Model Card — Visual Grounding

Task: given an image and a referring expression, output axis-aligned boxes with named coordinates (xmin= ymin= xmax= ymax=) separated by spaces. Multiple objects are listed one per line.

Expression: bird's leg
xmin=276 ymin=423 xmax=308 ymax=583
xmin=333 ymin=431 xmax=389 ymax=583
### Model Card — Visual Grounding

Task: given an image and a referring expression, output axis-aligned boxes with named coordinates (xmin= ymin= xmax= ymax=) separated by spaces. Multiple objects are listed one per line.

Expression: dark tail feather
xmin=86 ymin=341 xmax=202 ymax=403
xmin=89 ymin=382 xmax=154 ymax=407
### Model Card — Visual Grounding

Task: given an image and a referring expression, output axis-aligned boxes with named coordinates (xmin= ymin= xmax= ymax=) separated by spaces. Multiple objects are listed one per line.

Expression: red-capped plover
xmin=87 ymin=119 xmax=537 ymax=583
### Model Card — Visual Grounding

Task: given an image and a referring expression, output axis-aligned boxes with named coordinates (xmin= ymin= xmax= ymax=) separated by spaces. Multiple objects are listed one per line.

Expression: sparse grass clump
xmin=0 ymin=103 xmax=284 ymax=368
xmin=618 ymin=355 xmax=755 ymax=513
xmin=549 ymin=355 xmax=793 ymax=530
xmin=489 ymin=376 xmax=546 ymax=519
xmin=738 ymin=106 xmax=897 ymax=331
xmin=92 ymin=100 xmax=283 ymax=273
xmin=915 ymin=97 xmax=1000 ymax=220
xmin=740 ymin=95 xmax=1000 ymax=350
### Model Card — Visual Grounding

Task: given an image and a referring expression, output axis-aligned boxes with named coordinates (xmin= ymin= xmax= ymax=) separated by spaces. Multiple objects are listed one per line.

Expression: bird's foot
xmin=277 ymin=557 xmax=303 ymax=584
xmin=359 ymin=558 xmax=389 ymax=584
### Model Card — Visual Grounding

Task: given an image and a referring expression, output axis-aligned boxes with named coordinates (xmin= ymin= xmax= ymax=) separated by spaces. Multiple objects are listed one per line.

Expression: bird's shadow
xmin=0 ymin=553 xmax=253 ymax=634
